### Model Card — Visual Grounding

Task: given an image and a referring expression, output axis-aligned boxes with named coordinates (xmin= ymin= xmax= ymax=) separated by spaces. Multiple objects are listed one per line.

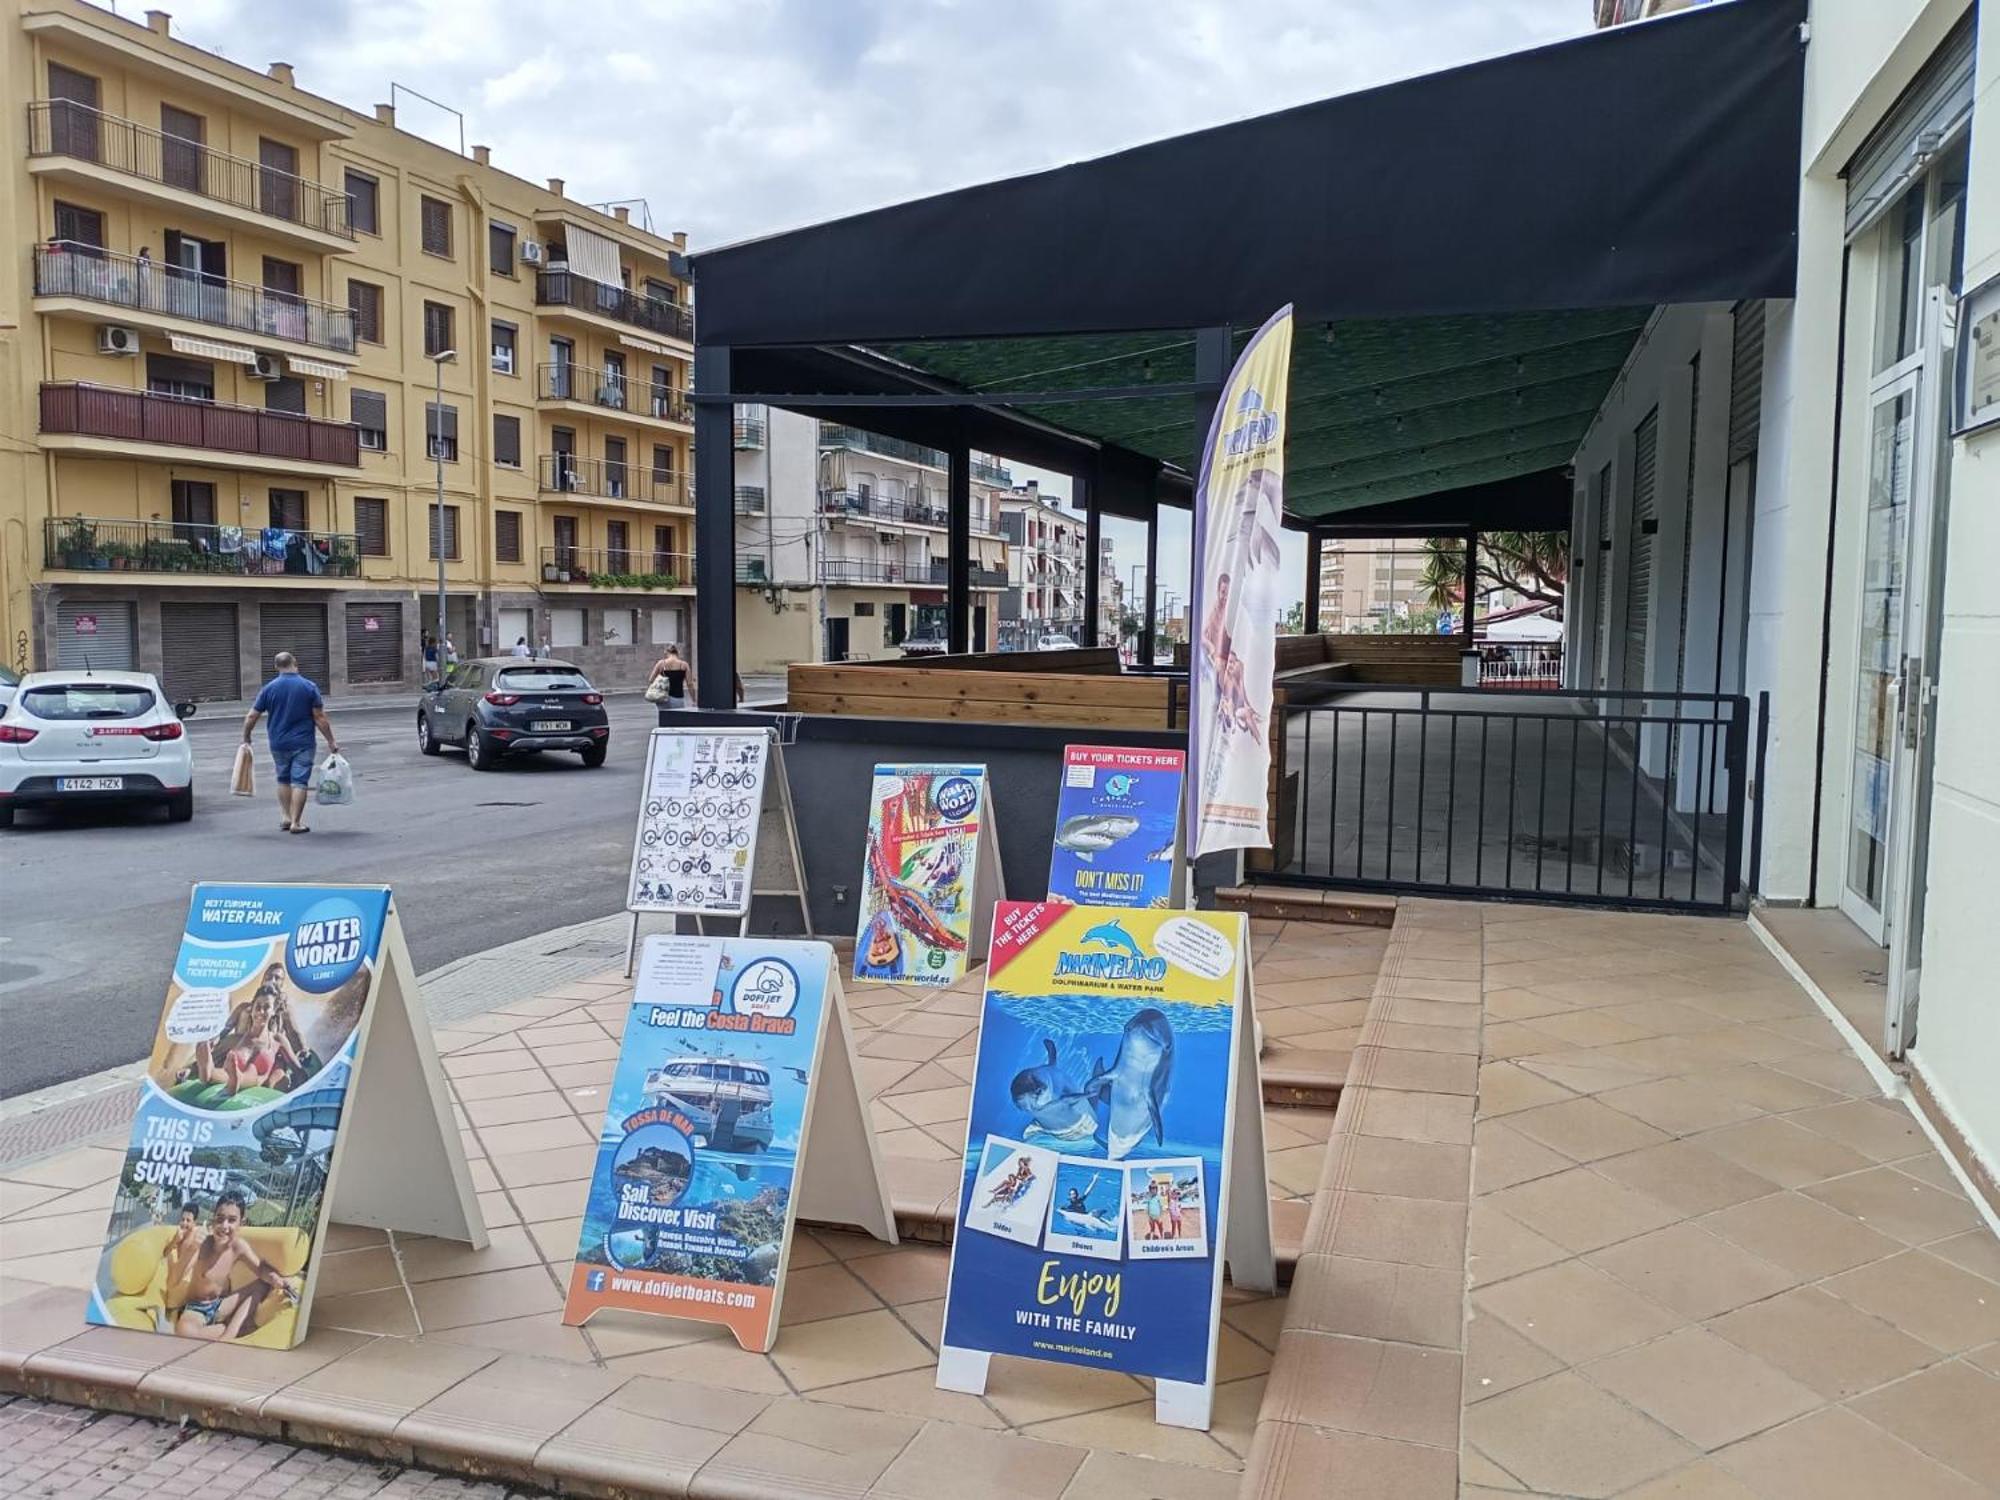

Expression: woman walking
xmin=648 ymin=643 xmax=693 ymax=711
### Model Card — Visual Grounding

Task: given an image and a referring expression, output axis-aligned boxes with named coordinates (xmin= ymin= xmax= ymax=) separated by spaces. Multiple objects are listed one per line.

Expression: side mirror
xmin=174 ymin=701 xmax=197 ymax=720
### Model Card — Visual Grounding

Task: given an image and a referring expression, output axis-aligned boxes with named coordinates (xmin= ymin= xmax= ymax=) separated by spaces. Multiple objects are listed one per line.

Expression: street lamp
xmin=428 ymin=349 xmax=456 ymax=674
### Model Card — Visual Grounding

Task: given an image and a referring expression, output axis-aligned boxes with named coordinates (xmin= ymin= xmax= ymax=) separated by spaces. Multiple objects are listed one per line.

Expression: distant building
xmin=997 ymin=482 xmax=1086 ymax=648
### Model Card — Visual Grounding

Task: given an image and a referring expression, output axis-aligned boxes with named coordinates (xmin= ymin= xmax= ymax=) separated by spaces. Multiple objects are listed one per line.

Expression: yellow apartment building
xmin=0 ymin=0 xmax=696 ymax=702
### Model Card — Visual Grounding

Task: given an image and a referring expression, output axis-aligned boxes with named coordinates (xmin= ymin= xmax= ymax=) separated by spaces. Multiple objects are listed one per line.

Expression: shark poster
xmin=937 ymin=901 xmax=1248 ymax=1393
xmin=1047 ymin=745 xmax=1184 ymax=908
xmin=853 ymin=764 xmax=990 ymax=987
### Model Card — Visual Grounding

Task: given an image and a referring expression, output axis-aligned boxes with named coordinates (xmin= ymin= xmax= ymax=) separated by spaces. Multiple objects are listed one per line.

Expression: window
xmin=495 ymin=510 xmax=522 ymax=563
xmin=425 ymin=401 xmax=458 ymax=462
xmin=607 ymin=521 xmax=630 ymax=572
xmin=644 ymin=277 xmax=676 ymax=305
xmin=264 ymin=377 xmax=307 ymax=415
xmin=428 ymin=503 xmax=460 ymax=560
xmin=160 ymin=105 xmax=204 ymax=192
xmin=652 ymin=525 xmax=674 ymax=573
xmin=489 ymin=221 xmax=516 ymax=276
xmin=490 ymin=320 xmax=516 ymax=375
xmin=146 ymin=354 xmax=213 ymax=402
xmin=351 ymin=387 xmax=387 ymax=450
xmin=602 ymin=352 xmax=627 ymax=409
xmin=46 ymin=63 xmax=101 ymax=161
xmin=493 ymin=413 xmax=521 ymax=468
xmin=348 ymin=279 xmax=384 ymax=343
xmin=651 ymin=445 xmax=674 ymax=484
xmin=52 ymin=200 xmax=104 ymax=251
xmin=258 ymin=138 xmax=299 ymax=222
xmin=420 ymin=195 xmax=452 ymax=257
xmin=553 ymin=515 xmax=579 ymax=564
xmin=853 ymin=602 xmax=876 ymax=617
xmin=604 ymin=437 xmax=628 ymax=498
xmin=422 ymin=300 xmax=453 ymax=357
xmin=355 ymin=497 xmax=388 ymax=556
xmin=268 ymin=489 xmax=308 ymax=529
xmin=345 ymin=169 xmax=379 ymax=234
xmin=650 ymin=364 xmax=673 ymax=418
xmin=170 ymin=479 xmax=216 ymax=530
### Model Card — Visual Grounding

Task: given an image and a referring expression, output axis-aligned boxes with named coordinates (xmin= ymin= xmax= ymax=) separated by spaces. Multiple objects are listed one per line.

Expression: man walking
xmin=241 ymin=651 xmax=339 ymax=834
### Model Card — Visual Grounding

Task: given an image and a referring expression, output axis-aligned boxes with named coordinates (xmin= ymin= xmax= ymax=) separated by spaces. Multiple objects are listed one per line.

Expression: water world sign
xmin=1046 ymin=746 xmax=1184 ymax=909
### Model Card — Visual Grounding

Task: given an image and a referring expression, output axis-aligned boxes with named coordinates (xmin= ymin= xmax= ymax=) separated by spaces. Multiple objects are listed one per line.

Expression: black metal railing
xmin=34 ymin=243 xmax=356 ymax=352
xmin=535 ymin=269 xmax=691 ymax=340
xmin=45 ymin=515 xmax=360 ymax=578
xmin=925 ymin=560 xmax=1010 ymax=588
xmin=819 ymin=487 xmax=949 ymax=528
xmin=540 ymin=545 xmax=692 ymax=587
xmin=733 ymin=486 xmax=767 ymax=514
xmin=1475 ymin=642 xmax=1566 ymax=690
xmin=536 ymin=362 xmax=690 ymax=421
xmin=819 ymin=558 xmax=913 ymax=585
xmin=538 ymin=453 xmax=690 ymax=506
xmin=27 ymin=101 xmax=352 ymax=239
xmin=1202 ymin=686 xmax=1748 ymax=913
xmin=732 ymin=415 xmax=766 ymax=448
xmin=40 ymin=383 xmax=361 ymax=466
xmin=970 ymin=456 xmax=1012 ymax=485
xmin=819 ymin=425 xmax=945 ymax=467
xmin=736 ymin=557 xmax=810 ymax=586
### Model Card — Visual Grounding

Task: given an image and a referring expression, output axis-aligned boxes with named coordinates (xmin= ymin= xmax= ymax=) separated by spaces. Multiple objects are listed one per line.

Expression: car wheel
xmin=417 ymin=711 xmax=441 ymax=756
xmin=165 ymin=787 xmax=194 ymax=823
xmin=0 ymin=804 xmax=13 ymax=830
xmin=467 ymin=723 xmax=498 ymax=771
xmin=580 ymin=743 xmax=607 ymax=768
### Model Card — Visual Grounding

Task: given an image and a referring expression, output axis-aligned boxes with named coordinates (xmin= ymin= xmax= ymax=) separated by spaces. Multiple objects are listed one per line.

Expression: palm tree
xmin=1422 ymin=531 xmax=1568 ymax=617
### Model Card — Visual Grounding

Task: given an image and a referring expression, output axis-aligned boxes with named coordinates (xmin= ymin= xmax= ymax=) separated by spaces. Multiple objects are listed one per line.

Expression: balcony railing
xmin=819 ymin=558 xmax=916 ymax=585
xmin=538 ymin=453 xmax=690 ymax=506
xmin=40 ymin=383 xmax=361 ymax=466
xmin=34 ymin=243 xmax=356 ymax=353
xmin=535 ymin=362 xmax=690 ymax=422
xmin=535 ymin=269 xmax=691 ymax=340
xmin=736 ymin=557 xmax=809 ymax=586
xmin=926 ymin=560 xmax=1011 ymax=588
xmin=734 ymin=486 xmax=767 ymax=514
xmin=819 ymin=487 xmax=950 ymax=529
xmin=45 ymin=514 xmax=360 ymax=578
xmin=970 ymin=457 xmax=1012 ymax=486
xmin=733 ymin=416 xmax=767 ymax=449
xmin=27 ymin=101 xmax=352 ymax=240
xmin=540 ymin=545 xmax=692 ymax=587
xmin=819 ymin=425 xmax=945 ymax=468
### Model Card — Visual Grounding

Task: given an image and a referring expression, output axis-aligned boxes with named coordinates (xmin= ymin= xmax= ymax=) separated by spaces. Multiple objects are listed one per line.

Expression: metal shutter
xmin=1594 ymin=462 xmax=1613 ymax=688
xmin=355 ymin=498 xmax=388 ymax=558
xmin=495 ymin=510 xmax=522 ymax=563
xmin=344 ymin=602 xmax=403 ymax=683
xmin=55 ymin=601 xmax=136 ymax=672
xmin=260 ymin=603 xmax=329 ymax=690
xmin=160 ymin=602 xmax=241 ymax=702
xmin=1624 ymin=411 xmax=1658 ymax=694
xmin=1675 ymin=356 xmax=1700 ymax=694
xmin=1729 ymin=301 xmax=1764 ymax=465
xmin=1844 ymin=15 xmax=1975 ymax=239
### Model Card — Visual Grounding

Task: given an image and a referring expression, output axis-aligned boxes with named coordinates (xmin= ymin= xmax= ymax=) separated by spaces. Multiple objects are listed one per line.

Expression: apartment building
xmin=997 ymin=482 xmax=1086 ymax=648
xmin=730 ymin=409 xmax=1010 ymax=668
xmin=0 ymin=0 xmax=694 ymax=700
xmin=1094 ymin=536 xmax=1124 ymax=651
xmin=1313 ymin=537 xmax=1436 ymax=632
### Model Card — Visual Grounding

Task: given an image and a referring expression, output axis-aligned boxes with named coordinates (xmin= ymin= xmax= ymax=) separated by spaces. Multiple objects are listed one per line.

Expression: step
xmin=1218 ymin=883 xmax=1397 ymax=927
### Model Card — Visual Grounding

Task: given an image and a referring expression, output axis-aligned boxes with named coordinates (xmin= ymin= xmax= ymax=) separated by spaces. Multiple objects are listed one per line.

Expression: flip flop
xmin=290 ymin=826 xmax=312 ymax=835
xmin=279 ymin=823 xmax=293 ymax=832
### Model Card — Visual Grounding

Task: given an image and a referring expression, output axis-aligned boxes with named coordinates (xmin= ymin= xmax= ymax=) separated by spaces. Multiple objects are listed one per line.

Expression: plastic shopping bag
xmin=230 ymin=742 xmax=257 ymax=797
xmin=315 ymin=752 xmax=357 ymax=806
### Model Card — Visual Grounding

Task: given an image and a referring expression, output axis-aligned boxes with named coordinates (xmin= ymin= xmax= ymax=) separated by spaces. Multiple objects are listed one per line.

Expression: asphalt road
xmin=0 ymin=693 xmax=666 ymax=1098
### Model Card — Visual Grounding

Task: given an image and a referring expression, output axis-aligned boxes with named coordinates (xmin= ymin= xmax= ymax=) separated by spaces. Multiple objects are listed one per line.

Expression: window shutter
xmin=494 ymin=414 xmax=521 ymax=467
xmin=351 ymin=386 xmax=387 ymax=449
xmin=430 ymin=505 xmax=460 ymax=559
xmin=355 ymin=497 xmax=388 ymax=557
xmin=426 ymin=401 xmax=458 ymax=459
xmin=495 ymin=510 xmax=522 ymax=563
xmin=421 ymin=196 xmax=452 ymax=256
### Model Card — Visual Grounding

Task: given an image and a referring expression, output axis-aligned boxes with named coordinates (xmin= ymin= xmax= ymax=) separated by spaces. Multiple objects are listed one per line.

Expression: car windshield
xmin=0 ymin=666 xmax=19 ymax=687
xmin=21 ymin=684 xmax=155 ymax=720
xmin=495 ymin=668 xmax=591 ymax=692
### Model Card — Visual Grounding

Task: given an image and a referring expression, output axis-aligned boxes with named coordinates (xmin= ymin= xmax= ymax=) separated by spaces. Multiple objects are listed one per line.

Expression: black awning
xmin=691 ymin=0 xmax=1804 ymax=348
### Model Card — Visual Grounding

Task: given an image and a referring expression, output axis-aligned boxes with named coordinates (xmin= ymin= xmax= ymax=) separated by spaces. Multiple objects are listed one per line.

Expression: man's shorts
xmin=272 ymin=746 xmax=315 ymax=786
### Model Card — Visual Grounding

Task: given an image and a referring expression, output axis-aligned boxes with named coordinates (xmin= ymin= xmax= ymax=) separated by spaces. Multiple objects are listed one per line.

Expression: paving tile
xmin=1765 ymin=1047 xmax=1882 ymax=1099
xmin=873 ymin=1421 xmax=1087 ymax=1500
xmin=1344 ymin=1087 xmax=1475 ymax=1146
xmin=1698 ymin=1191 xmax=1904 ymax=1280
xmin=1465 ymin=1200 xmax=1569 ymax=1289
xmin=1484 ymin=1166 xmax=1680 ymax=1255
xmin=842 ymin=1245 xmax=950 ymax=1307
xmin=1615 ymin=1459 xmax=1769 ymax=1498
xmin=1821 ymin=1249 xmax=2000 ymax=1354
xmin=1707 ymin=1286 xmax=1937 ymax=1400
xmin=1927 ymin=1228 xmax=2000 ymax=1287
xmin=1472 ymin=1119 xmax=1574 ymax=1194
xmin=1282 ymin=1253 xmax=1462 ymax=1349
xmin=396 ymin=1224 xmax=545 ymax=1283
xmin=136 ymin=1327 xmax=375 ymax=1420
xmin=1474 ymin=1259 xmax=1683 ymax=1365
xmin=1477 ymin=1062 xmax=1575 ymax=1117
xmin=422 ymin=1309 xmax=595 ymax=1364
xmin=1464 ymin=1371 xmax=1696 ymax=1498
xmin=605 ymin=1335 xmax=791 ymax=1395
xmin=395 ymin=1351 xmax=625 ymax=1470
xmin=1321 ymin=1134 xmax=1470 ymax=1202
xmin=1591 ymin=1139 xmax=1783 ymax=1216
xmin=405 ymin=1263 xmax=563 ymax=1332
xmin=1300 ymin=1188 xmax=1466 ymax=1271
xmin=1583 ymin=1326 xmax=1818 ymax=1451
xmin=1503 ymin=1097 xmax=1673 ymax=1164
xmin=766 ymin=1307 xmax=932 ymax=1391
xmin=1259 ymin=1331 xmax=1459 ymax=1446
xmin=981 ymin=1354 xmax=1149 ymax=1426
xmin=1693 ymin=1117 xmax=1874 ymax=1190
xmin=537 ymin=1372 xmax=773 ymax=1499
xmin=1350 ymin=1045 xmax=1478 ymax=1097
xmin=1714 ymin=1405 xmax=1989 ymax=1500
xmin=812 ymin=1367 xmax=1006 ymax=1428
xmin=27 ymin=1324 xmax=197 ymax=1390
xmin=1247 ymin=1422 xmax=1458 ymax=1499
xmin=308 ymin=1286 xmax=421 ymax=1338
xmin=1596 ymin=1077 xmax=1766 ymax=1136
xmin=1020 ymin=1397 xmax=1237 ymax=1470
xmin=1464 ymin=1307 xmax=1563 ymax=1402
xmin=1584 ymin=1222 xmax=1798 ymax=1320
xmin=1517 ymin=1053 xmax=1665 ymax=1097
xmin=1785 ymin=1099 xmax=1927 ymax=1163
xmin=263 ymin=1335 xmax=500 ymax=1446
xmin=1800 ymin=1166 xmax=1983 ymax=1247
xmin=1058 ymin=1450 xmax=1237 ymax=1500
xmin=698 ymin=1396 xmax=923 ymax=1499
xmin=1848 ymin=1358 xmax=2000 ymax=1491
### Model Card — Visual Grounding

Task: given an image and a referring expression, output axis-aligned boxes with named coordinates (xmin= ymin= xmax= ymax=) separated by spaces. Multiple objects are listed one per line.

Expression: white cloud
xmin=480 ymin=52 xmax=566 ymax=110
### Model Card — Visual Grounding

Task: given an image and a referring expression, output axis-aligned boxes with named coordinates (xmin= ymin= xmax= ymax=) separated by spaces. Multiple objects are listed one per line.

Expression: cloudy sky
xmin=127 ymin=0 xmax=1595 ymax=619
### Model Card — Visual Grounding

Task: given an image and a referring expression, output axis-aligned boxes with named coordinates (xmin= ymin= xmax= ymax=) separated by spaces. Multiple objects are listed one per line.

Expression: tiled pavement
xmin=6 ymin=904 xmax=1998 ymax=1500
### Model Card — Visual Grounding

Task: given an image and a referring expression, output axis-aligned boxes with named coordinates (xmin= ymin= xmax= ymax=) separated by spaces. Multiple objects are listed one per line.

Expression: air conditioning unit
xmin=248 ymin=353 xmax=283 ymax=381
xmin=97 ymin=325 xmax=140 ymax=356
xmin=519 ymin=239 xmax=544 ymax=266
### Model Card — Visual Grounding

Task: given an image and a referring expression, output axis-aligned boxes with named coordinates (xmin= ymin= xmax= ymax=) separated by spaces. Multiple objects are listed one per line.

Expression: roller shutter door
xmin=160 ymin=602 xmax=241 ymax=702
xmin=260 ymin=603 xmax=330 ymax=690
xmin=344 ymin=602 xmax=403 ymax=684
xmin=55 ymin=601 xmax=136 ymax=672
xmin=1843 ymin=15 xmax=1975 ymax=238
xmin=1593 ymin=463 xmax=1613 ymax=688
xmin=1729 ymin=301 xmax=1764 ymax=464
xmin=1623 ymin=411 xmax=1658 ymax=695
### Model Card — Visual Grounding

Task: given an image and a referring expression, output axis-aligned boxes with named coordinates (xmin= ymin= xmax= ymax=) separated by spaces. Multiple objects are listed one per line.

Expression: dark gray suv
xmin=417 ymin=658 xmax=609 ymax=770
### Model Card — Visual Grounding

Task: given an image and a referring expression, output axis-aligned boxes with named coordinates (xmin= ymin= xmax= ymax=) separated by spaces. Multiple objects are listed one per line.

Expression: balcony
xmin=819 ymin=425 xmax=945 ymax=468
xmin=736 ymin=557 xmax=810 ymax=586
xmin=40 ymin=383 xmax=361 ymax=472
xmin=819 ymin=558 xmax=917 ymax=586
xmin=733 ymin=487 xmax=767 ymax=515
xmin=44 ymin=515 xmax=360 ymax=579
xmin=34 ymin=243 xmax=356 ymax=356
xmin=925 ymin=560 xmax=1011 ymax=589
xmin=26 ymin=101 xmax=354 ymax=252
xmin=970 ymin=456 xmax=1012 ymax=486
xmin=733 ymin=415 xmax=767 ymax=449
xmin=538 ymin=453 xmax=691 ymax=508
xmin=819 ymin=488 xmax=950 ymax=529
xmin=540 ymin=545 xmax=693 ymax=589
xmin=535 ymin=269 xmax=691 ymax=342
xmin=536 ymin=362 xmax=691 ymax=426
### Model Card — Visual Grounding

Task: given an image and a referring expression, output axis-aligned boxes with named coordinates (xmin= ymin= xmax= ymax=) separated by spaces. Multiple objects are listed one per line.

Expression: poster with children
xmin=937 ymin=901 xmax=1249 ymax=1392
xmin=86 ymin=885 xmax=391 ymax=1348
xmin=853 ymin=764 xmax=989 ymax=987
xmin=1047 ymin=745 xmax=1185 ymax=908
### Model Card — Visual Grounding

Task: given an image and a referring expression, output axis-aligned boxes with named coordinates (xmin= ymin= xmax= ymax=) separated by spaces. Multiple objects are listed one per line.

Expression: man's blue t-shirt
xmin=253 ymin=673 xmax=322 ymax=753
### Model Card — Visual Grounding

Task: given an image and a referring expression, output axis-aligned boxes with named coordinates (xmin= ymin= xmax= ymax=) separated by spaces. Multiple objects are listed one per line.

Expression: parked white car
xmin=1036 ymin=632 xmax=1079 ymax=650
xmin=0 ymin=670 xmax=196 ymax=828
xmin=0 ymin=665 xmax=18 ymax=714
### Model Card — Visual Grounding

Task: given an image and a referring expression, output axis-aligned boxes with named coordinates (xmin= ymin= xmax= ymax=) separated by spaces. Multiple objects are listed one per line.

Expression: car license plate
xmin=58 ymin=776 xmax=123 ymax=791
xmin=530 ymin=720 xmax=571 ymax=732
